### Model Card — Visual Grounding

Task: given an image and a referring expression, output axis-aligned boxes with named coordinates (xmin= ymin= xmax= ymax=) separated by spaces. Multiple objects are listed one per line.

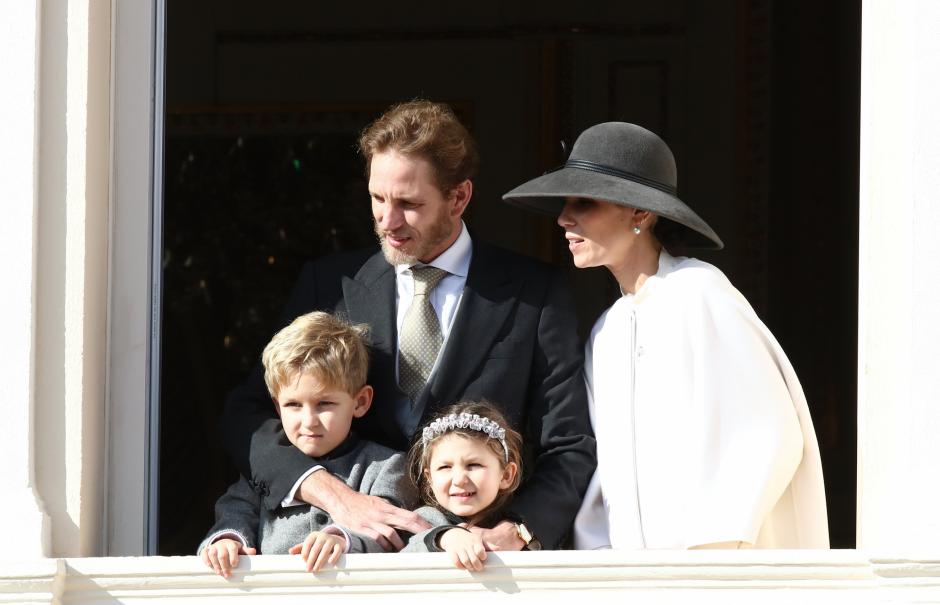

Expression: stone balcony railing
xmin=3 ymin=550 xmax=940 ymax=604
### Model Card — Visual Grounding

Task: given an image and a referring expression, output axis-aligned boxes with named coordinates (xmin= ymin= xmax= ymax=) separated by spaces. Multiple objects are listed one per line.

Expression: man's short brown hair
xmin=261 ymin=311 xmax=369 ymax=400
xmin=358 ymin=100 xmax=480 ymax=194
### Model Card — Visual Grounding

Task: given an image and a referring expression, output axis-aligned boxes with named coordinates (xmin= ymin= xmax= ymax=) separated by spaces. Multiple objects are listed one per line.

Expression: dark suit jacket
xmin=221 ymin=240 xmax=596 ymax=549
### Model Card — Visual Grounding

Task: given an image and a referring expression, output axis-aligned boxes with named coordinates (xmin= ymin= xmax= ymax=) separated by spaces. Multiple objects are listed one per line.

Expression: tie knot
xmin=410 ymin=266 xmax=448 ymax=295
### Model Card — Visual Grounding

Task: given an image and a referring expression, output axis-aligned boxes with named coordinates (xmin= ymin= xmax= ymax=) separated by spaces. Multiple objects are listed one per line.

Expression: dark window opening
xmin=160 ymin=0 xmax=860 ymax=554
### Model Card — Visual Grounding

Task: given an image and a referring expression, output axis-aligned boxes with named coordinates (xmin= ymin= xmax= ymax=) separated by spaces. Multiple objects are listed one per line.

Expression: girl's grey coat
xmin=401 ymin=506 xmax=463 ymax=552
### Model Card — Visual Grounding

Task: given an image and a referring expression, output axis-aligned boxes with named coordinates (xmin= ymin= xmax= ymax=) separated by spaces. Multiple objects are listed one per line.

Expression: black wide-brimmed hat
xmin=502 ymin=122 xmax=723 ymax=249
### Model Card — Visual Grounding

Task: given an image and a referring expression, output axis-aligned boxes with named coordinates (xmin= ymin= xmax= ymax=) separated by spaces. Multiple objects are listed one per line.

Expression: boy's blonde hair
xmin=262 ymin=311 xmax=369 ymax=399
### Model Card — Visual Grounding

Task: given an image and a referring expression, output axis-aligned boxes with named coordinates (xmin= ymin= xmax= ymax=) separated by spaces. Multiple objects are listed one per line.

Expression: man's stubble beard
xmin=375 ymin=214 xmax=457 ymax=266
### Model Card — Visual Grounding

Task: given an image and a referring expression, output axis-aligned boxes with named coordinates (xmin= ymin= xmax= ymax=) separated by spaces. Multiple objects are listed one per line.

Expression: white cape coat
xmin=573 ymin=251 xmax=829 ymax=549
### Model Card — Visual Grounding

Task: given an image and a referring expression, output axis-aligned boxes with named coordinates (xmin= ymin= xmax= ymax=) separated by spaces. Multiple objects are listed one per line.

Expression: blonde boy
xmin=200 ymin=312 xmax=413 ymax=576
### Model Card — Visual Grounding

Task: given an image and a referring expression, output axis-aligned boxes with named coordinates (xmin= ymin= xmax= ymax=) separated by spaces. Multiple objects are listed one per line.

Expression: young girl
xmin=403 ymin=401 xmax=524 ymax=570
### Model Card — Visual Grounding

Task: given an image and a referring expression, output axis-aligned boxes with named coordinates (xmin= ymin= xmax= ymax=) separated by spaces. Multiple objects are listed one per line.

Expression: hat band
xmin=564 ymin=159 xmax=677 ymax=196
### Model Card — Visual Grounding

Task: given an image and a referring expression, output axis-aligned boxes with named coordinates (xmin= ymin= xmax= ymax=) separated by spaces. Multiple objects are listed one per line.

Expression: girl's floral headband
xmin=422 ymin=412 xmax=509 ymax=462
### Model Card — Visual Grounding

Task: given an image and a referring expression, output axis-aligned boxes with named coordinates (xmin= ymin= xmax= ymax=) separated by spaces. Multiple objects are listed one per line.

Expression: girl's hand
xmin=201 ymin=538 xmax=257 ymax=578
xmin=289 ymin=531 xmax=347 ymax=572
xmin=466 ymin=520 xmax=526 ymax=551
xmin=439 ymin=528 xmax=487 ymax=571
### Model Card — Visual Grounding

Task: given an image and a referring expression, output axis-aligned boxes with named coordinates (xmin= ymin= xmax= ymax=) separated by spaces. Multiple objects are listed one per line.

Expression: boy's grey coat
xmin=199 ymin=438 xmax=414 ymax=555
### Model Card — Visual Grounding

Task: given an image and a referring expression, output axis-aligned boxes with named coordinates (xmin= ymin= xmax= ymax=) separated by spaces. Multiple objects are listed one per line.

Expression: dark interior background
xmin=160 ymin=0 xmax=860 ymax=553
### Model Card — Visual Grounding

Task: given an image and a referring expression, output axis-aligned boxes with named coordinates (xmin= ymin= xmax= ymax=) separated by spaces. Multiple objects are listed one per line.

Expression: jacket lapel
xmin=419 ymin=241 xmax=522 ymax=416
xmin=342 ymin=252 xmax=396 ymax=355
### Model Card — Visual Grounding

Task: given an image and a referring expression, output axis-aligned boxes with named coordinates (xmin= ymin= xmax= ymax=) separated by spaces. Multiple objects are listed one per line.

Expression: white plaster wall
xmin=0 ymin=0 xmax=112 ymax=559
xmin=33 ymin=0 xmax=112 ymax=558
xmin=857 ymin=0 xmax=940 ymax=549
xmin=0 ymin=0 xmax=52 ymax=560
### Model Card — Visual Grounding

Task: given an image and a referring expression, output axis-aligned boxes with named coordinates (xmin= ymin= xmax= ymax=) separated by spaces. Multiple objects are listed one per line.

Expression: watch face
xmin=516 ymin=523 xmax=542 ymax=550
xmin=517 ymin=523 xmax=534 ymax=543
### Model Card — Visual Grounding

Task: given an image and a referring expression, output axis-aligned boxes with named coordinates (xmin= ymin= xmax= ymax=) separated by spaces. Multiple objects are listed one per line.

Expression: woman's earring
xmin=633 ymin=226 xmax=642 ymax=235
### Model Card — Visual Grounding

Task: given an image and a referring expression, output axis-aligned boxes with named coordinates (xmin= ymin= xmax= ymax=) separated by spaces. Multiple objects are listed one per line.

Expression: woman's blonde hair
xmin=408 ymin=400 xmax=523 ymax=526
xmin=261 ymin=311 xmax=369 ymax=399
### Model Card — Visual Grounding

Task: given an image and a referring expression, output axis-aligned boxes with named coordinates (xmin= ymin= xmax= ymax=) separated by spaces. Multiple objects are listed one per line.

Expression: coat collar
xmin=629 ymin=249 xmax=683 ymax=305
xmin=341 ymin=251 xmax=397 ymax=352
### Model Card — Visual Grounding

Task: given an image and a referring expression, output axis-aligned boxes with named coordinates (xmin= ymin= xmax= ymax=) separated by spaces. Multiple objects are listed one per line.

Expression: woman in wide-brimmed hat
xmin=503 ymin=122 xmax=829 ymax=550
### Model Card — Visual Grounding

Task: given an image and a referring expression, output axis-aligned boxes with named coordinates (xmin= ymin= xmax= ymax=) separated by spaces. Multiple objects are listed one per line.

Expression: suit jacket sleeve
xmin=502 ymin=269 xmax=597 ymax=549
xmin=197 ymin=475 xmax=261 ymax=554
xmin=219 ymin=257 xmax=362 ymax=510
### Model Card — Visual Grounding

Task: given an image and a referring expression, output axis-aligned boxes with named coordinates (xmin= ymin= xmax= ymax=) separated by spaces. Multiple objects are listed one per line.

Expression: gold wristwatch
xmin=515 ymin=522 xmax=541 ymax=551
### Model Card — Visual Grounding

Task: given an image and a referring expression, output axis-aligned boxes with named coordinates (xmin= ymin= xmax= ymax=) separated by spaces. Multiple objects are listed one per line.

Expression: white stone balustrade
xmin=3 ymin=551 xmax=940 ymax=604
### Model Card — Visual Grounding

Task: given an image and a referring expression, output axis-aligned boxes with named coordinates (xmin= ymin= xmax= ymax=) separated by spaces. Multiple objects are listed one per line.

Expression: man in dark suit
xmin=222 ymin=100 xmax=595 ymax=551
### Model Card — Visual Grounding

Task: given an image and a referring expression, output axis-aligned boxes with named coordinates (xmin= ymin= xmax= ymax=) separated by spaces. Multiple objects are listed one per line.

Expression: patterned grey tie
xmin=398 ymin=265 xmax=448 ymax=399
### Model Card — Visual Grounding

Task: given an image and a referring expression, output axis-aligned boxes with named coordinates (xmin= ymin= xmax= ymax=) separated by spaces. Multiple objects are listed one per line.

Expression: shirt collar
xmin=394 ymin=221 xmax=472 ymax=277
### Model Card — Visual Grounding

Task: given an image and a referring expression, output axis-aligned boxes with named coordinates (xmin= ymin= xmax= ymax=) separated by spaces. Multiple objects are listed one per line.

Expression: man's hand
xmin=439 ymin=528 xmax=487 ymax=571
xmin=466 ymin=520 xmax=525 ymax=551
xmin=300 ymin=471 xmax=430 ymax=551
xmin=201 ymin=538 xmax=257 ymax=578
xmin=289 ymin=531 xmax=346 ymax=572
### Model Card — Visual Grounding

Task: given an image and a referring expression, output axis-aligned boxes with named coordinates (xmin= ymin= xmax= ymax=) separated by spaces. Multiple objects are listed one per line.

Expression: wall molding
xmin=3 ymin=551 xmax=940 ymax=603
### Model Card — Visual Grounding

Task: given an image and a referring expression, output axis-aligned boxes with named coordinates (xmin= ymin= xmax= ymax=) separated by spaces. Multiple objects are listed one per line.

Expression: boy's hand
xmin=289 ymin=531 xmax=347 ymax=572
xmin=300 ymin=472 xmax=430 ymax=551
xmin=439 ymin=528 xmax=487 ymax=571
xmin=201 ymin=538 xmax=257 ymax=578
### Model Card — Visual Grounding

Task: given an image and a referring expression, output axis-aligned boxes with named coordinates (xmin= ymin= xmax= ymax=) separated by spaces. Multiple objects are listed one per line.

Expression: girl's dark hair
xmin=408 ymin=400 xmax=523 ymax=526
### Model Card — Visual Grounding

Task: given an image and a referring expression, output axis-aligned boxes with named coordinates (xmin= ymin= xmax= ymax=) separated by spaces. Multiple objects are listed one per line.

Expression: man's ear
xmin=271 ymin=395 xmax=282 ymax=417
xmin=352 ymin=385 xmax=373 ymax=418
xmin=499 ymin=461 xmax=519 ymax=490
xmin=449 ymin=179 xmax=473 ymax=218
